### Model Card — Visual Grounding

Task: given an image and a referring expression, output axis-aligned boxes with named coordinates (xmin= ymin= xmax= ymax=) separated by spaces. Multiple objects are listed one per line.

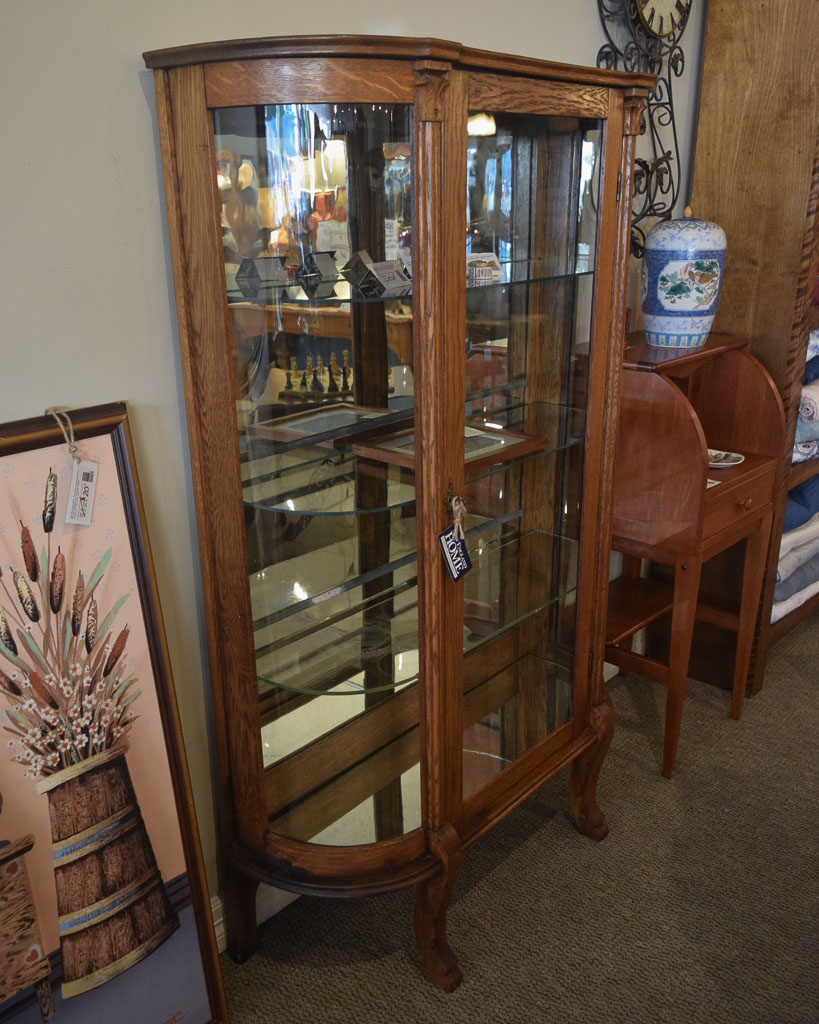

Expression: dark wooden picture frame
xmin=0 ymin=402 xmax=227 ymax=1023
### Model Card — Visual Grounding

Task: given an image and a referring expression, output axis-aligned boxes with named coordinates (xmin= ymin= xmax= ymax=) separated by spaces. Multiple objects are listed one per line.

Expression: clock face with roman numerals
xmin=635 ymin=0 xmax=691 ymax=38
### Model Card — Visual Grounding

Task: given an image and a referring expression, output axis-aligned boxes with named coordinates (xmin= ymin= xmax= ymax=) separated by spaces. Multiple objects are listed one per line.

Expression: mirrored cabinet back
xmin=142 ymin=35 xmax=653 ymax=989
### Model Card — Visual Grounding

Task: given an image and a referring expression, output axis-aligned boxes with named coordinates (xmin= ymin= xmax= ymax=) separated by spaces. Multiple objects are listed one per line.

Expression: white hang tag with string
xmin=46 ymin=407 xmax=100 ymax=527
xmin=65 ymin=458 xmax=100 ymax=526
xmin=438 ymin=495 xmax=472 ymax=583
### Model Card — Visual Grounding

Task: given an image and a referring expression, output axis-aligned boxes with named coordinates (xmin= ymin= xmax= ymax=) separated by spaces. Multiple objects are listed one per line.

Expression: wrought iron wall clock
xmin=597 ymin=0 xmax=693 ymax=255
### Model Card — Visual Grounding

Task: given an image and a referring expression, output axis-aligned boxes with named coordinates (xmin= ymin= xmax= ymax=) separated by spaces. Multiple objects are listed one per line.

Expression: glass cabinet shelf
xmin=250 ymin=507 xmax=523 ymax=636
xmin=226 ymin=256 xmax=594 ymax=308
xmin=254 ymin=528 xmax=578 ymax=699
xmin=242 ymin=403 xmax=585 ymax=517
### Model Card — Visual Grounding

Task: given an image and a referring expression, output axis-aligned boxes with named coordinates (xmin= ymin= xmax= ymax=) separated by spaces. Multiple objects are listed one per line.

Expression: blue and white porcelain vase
xmin=641 ymin=208 xmax=727 ymax=349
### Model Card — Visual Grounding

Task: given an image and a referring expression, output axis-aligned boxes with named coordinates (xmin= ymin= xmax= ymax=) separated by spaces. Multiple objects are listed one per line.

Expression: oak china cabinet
xmin=143 ymin=35 xmax=652 ymax=988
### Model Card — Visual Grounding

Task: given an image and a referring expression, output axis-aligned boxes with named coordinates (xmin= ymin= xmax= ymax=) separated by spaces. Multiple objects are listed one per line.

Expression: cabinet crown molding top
xmin=142 ymin=33 xmax=655 ymax=91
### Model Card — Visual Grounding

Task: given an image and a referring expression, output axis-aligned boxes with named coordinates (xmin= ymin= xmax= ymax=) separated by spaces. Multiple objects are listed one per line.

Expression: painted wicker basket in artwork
xmin=35 ymin=746 xmax=178 ymax=998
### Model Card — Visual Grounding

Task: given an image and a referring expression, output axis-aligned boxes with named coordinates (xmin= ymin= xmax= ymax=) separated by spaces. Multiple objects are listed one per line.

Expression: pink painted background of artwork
xmin=0 ymin=435 xmax=186 ymax=953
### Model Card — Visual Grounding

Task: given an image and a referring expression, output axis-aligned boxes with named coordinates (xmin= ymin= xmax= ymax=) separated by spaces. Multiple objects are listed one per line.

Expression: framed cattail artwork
xmin=0 ymin=404 xmax=227 ymax=1024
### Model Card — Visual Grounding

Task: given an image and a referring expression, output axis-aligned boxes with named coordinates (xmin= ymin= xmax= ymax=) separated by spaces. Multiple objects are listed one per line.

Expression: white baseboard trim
xmin=211 ymin=886 xmax=299 ymax=954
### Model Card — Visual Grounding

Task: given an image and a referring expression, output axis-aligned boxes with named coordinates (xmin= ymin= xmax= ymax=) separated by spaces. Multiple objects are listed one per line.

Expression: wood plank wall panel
xmin=688 ymin=0 xmax=819 ymax=687
xmin=689 ymin=0 xmax=819 ymax=393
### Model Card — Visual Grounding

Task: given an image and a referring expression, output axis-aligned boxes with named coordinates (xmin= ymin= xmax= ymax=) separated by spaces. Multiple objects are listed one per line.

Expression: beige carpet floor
xmin=221 ymin=614 xmax=818 ymax=1023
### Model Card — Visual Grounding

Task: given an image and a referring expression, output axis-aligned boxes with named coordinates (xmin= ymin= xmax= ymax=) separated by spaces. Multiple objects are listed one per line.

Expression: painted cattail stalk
xmin=13 ymin=571 xmax=40 ymax=622
xmin=71 ymin=571 xmax=85 ymax=636
xmin=85 ymin=598 xmax=98 ymax=654
xmin=0 ymin=669 xmax=21 ymax=696
xmin=103 ymin=625 xmax=129 ymax=677
xmin=20 ymin=523 xmax=39 ymax=582
xmin=50 ymin=548 xmax=66 ymax=614
xmin=42 ymin=468 xmax=57 ymax=533
xmin=28 ymin=671 xmax=58 ymax=709
xmin=0 ymin=608 xmax=17 ymax=655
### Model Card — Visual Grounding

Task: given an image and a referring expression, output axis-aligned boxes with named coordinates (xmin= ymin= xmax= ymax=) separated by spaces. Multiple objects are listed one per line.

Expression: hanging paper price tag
xmin=438 ymin=495 xmax=472 ymax=583
xmin=65 ymin=459 xmax=100 ymax=526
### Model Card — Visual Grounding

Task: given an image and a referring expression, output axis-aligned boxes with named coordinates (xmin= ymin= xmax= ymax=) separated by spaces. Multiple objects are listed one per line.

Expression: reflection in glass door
xmin=460 ymin=111 xmax=604 ymax=797
xmin=212 ymin=102 xmax=425 ymax=845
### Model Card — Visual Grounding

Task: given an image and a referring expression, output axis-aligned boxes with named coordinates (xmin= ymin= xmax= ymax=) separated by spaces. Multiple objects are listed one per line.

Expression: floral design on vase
xmin=641 ymin=212 xmax=727 ymax=349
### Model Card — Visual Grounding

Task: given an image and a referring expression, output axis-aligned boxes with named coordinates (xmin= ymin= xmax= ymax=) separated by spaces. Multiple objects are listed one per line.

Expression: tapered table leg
xmin=662 ymin=554 xmax=702 ymax=779
xmin=730 ymin=512 xmax=772 ymax=720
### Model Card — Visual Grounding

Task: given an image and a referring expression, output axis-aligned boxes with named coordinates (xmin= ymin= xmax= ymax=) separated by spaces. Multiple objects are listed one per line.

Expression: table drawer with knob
xmin=702 ymin=464 xmax=776 ymax=539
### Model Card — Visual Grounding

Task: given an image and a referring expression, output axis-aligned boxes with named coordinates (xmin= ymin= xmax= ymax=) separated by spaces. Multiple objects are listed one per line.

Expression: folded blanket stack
xmin=791 ymin=331 xmax=819 ymax=465
xmin=772 ymin=506 xmax=819 ymax=623
xmin=773 ymin=328 xmax=819 ymax=621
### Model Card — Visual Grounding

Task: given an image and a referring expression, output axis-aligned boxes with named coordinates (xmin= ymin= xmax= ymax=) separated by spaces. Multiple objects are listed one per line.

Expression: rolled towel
xmin=799 ymin=379 xmax=819 ymax=422
xmin=793 ymin=440 xmax=819 ymax=464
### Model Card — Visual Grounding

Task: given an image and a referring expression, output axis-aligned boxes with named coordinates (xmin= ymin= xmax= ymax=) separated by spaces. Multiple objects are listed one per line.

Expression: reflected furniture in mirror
xmin=606 ymin=334 xmax=785 ymax=778
xmin=143 ymin=35 xmax=652 ymax=988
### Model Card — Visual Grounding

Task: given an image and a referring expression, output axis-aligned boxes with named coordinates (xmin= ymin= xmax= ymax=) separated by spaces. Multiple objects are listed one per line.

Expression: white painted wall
xmin=1 ymin=0 xmax=704 ymax=896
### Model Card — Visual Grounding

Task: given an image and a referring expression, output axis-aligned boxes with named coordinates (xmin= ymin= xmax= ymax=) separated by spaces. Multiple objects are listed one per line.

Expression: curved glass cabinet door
xmin=212 ymin=100 xmax=422 ymax=845
xmin=459 ymin=109 xmax=603 ymax=797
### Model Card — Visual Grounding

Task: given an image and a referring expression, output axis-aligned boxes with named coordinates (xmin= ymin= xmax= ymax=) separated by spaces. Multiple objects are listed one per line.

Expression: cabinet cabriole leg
xmin=569 ymin=692 xmax=614 ymax=841
xmin=414 ymin=823 xmax=463 ymax=991
xmin=225 ymin=867 xmax=260 ymax=963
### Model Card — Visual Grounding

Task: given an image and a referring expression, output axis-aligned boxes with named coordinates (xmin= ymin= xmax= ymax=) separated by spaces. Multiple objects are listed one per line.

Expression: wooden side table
xmin=606 ymin=334 xmax=785 ymax=778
